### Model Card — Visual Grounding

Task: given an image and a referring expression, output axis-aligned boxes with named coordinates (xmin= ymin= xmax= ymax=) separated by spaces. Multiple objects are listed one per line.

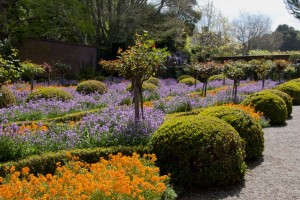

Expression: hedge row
xmin=0 ymin=146 xmax=150 ymax=177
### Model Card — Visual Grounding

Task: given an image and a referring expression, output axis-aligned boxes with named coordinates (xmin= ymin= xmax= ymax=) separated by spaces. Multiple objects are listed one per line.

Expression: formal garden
xmin=1 ymin=31 xmax=300 ymax=199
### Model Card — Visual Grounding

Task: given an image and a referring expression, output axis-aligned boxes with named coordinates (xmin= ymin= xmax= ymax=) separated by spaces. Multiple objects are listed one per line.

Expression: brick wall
xmin=18 ymin=38 xmax=98 ymax=75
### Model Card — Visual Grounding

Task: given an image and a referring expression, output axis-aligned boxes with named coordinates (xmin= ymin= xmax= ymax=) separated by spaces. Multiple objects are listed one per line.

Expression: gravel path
xmin=179 ymin=106 xmax=300 ymax=200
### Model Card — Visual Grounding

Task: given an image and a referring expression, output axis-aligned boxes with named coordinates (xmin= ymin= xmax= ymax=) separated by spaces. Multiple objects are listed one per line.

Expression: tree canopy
xmin=285 ymin=0 xmax=300 ymax=19
xmin=3 ymin=0 xmax=200 ymax=53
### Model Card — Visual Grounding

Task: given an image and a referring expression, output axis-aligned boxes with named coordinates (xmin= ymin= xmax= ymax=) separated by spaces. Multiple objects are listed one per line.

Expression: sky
xmin=198 ymin=0 xmax=300 ymax=31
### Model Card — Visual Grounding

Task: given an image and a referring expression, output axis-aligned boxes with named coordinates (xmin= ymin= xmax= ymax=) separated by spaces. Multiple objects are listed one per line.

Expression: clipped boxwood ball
xmin=274 ymin=82 xmax=300 ymax=105
xmin=177 ymin=75 xmax=193 ymax=82
xmin=200 ymin=106 xmax=264 ymax=161
xmin=150 ymin=115 xmax=246 ymax=187
xmin=263 ymin=89 xmax=293 ymax=117
xmin=146 ymin=77 xmax=160 ymax=86
xmin=126 ymin=82 xmax=157 ymax=92
xmin=208 ymin=74 xmax=226 ymax=82
xmin=26 ymin=87 xmax=73 ymax=102
xmin=76 ymin=80 xmax=107 ymax=95
xmin=242 ymin=91 xmax=287 ymax=125
xmin=179 ymin=77 xmax=200 ymax=86
xmin=0 ymin=86 xmax=16 ymax=108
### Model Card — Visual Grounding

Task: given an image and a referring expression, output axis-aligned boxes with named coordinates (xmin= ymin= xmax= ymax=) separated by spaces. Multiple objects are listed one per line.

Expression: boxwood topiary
xmin=0 ymin=86 xmax=16 ymax=108
xmin=200 ymin=106 xmax=264 ymax=161
xmin=179 ymin=77 xmax=200 ymax=86
xmin=126 ymin=82 xmax=157 ymax=92
xmin=26 ymin=87 xmax=74 ymax=102
xmin=150 ymin=115 xmax=246 ymax=187
xmin=146 ymin=77 xmax=160 ymax=86
xmin=263 ymin=89 xmax=293 ymax=117
xmin=177 ymin=75 xmax=193 ymax=82
xmin=208 ymin=74 xmax=226 ymax=81
xmin=76 ymin=80 xmax=108 ymax=95
xmin=274 ymin=82 xmax=300 ymax=105
xmin=242 ymin=91 xmax=287 ymax=125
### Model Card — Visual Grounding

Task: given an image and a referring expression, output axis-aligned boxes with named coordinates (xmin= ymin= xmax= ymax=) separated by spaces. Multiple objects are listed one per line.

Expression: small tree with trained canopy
xmin=99 ymin=59 xmax=122 ymax=83
xmin=117 ymin=32 xmax=169 ymax=124
xmin=21 ymin=60 xmax=45 ymax=91
xmin=224 ymin=60 xmax=247 ymax=101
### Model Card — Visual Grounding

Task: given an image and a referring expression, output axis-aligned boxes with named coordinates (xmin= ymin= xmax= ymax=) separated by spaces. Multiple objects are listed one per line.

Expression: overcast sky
xmin=198 ymin=0 xmax=300 ymax=31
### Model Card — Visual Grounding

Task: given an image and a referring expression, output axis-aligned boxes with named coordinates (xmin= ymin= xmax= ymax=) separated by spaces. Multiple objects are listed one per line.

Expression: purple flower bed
xmin=0 ymin=78 xmax=279 ymax=162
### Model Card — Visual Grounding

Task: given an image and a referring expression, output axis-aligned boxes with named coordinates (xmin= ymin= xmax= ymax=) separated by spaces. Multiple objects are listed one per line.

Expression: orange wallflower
xmin=0 ymin=153 xmax=172 ymax=200
xmin=223 ymin=103 xmax=264 ymax=122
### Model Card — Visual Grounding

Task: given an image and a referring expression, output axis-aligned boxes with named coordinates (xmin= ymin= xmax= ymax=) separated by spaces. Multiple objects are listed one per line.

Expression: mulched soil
xmin=179 ymin=106 xmax=300 ymax=200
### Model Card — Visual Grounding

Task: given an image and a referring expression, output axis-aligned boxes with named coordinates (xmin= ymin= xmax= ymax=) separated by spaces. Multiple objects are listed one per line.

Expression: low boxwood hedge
xmin=0 ymin=146 xmax=150 ymax=177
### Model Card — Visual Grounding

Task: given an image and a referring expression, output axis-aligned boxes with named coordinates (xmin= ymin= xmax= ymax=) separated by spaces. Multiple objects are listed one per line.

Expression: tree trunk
xmin=233 ymin=80 xmax=238 ymax=102
xmin=61 ymin=72 xmax=64 ymax=85
xmin=140 ymin=85 xmax=144 ymax=120
xmin=262 ymin=78 xmax=265 ymax=89
xmin=204 ymin=81 xmax=207 ymax=97
xmin=30 ymin=77 xmax=34 ymax=91
xmin=133 ymin=80 xmax=140 ymax=124
xmin=47 ymin=72 xmax=50 ymax=86
xmin=223 ymin=77 xmax=226 ymax=85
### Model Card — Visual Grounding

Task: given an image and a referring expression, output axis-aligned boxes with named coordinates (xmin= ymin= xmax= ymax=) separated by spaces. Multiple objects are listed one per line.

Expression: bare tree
xmin=231 ymin=13 xmax=272 ymax=54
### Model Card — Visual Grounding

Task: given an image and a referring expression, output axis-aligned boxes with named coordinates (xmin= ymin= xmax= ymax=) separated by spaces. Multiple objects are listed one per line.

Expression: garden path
xmin=179 ymin=106 xmax=300 ymax=200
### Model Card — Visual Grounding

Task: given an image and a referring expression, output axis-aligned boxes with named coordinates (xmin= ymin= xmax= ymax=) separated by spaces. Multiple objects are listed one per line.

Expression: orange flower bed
xmin=0 ymin=153 xmax=170 ymax=200
xmin=143 ymin=101 xmax=154 ymax=108
xmin=223 ymin=103 xmax=264 ymax=122
xmin=18 ymin=122 xmax=48 ymax=134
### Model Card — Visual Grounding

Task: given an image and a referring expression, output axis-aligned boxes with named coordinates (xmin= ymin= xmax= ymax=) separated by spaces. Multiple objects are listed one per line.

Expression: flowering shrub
xmin=0 ymin=153 xmax=176 ymax=200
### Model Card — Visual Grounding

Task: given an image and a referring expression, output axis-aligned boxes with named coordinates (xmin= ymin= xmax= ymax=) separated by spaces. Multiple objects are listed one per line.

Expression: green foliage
xmin=263 ymin=89 xmax=293 ymax=116
xmin=179 ymin=77 xmax=199 ymax=86
xmin=208 ymin=74 xmax=226 ymax=81
xmin=146 ymin=77 xmax=160 ymax=86
xmin=99 ymin=59 xmax=121 ymax=77
xmin=53 ymin=62 xmax=71 ymax=84
xmin=0 ymin=86 xmax=16 ymax=108
xmin=200 ymin=106 xmax=264 ymax=161
xmin=0 ymin=40 xmax=22 ymax=87
xmin=274 ymin=81 xmax=300 ymax=105
xmin=77 ymin=66 xmax=98 ymax=80
xmin=224 ymin=60 xmax=246 ymax=81
xmin=26 ymin=87 xmax=74 ymax=102
xmin=94 ymin=76 xmax=107 ymax=82
xmin=177 ymin=75 xmax=193 ymax=82
xmin=76 ymin=80 xmax=108 ymax=95
xmin=53 ymin=62 xmax=71 ymax=73
xmin=0 ymin=146 xmax=150 ymax=176
xmin=150 ymin=115 xmax=246 ymax=187
xmin=242 ymin=91 xmax=288 ymax=125
xmin=0 ymin=136 xmax=26 ymax=163
xmin=21 ymin=61 xmax=45 ymax=78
